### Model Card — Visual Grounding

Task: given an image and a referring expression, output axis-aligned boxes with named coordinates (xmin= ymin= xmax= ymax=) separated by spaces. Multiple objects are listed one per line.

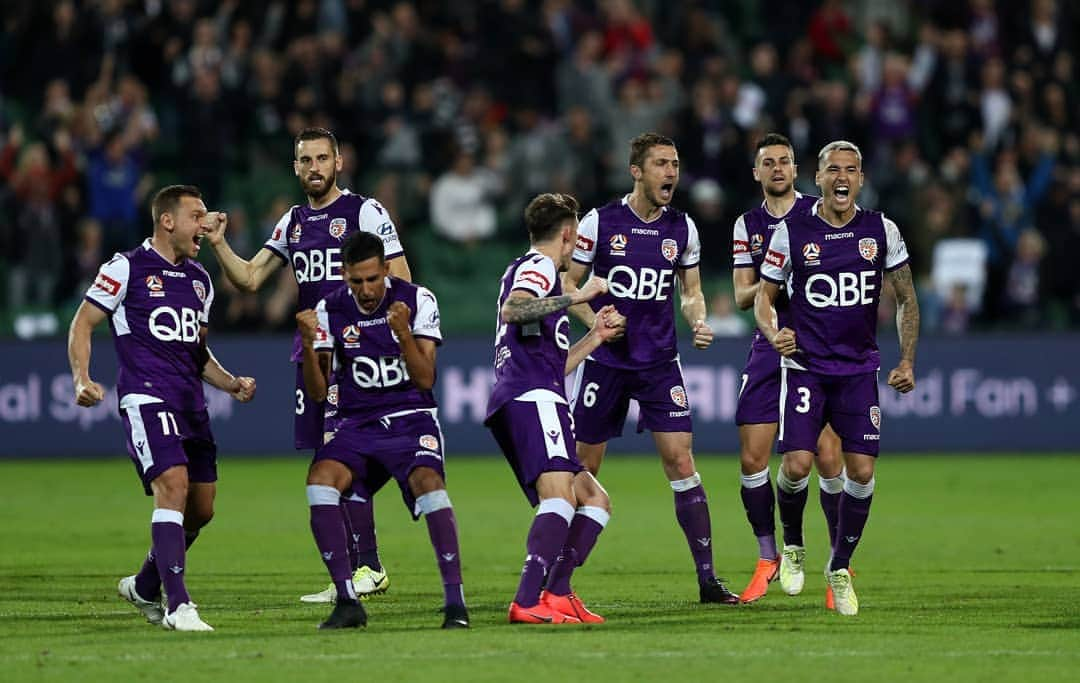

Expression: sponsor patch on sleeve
xmin=733 ymin=240 xmax=749 ymax=255
xmin=575 ymin=235 xmax=595 ymax=252
xmin=764 ymin=249 xmax=786 ymax=268
xmin=515 ymin=269 xmax=551 ymax=291
xmin=94 ymin=273 xmax=121 ymax=296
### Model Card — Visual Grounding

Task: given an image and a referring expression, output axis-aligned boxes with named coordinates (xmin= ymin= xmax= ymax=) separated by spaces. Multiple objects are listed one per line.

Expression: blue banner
xmin=2 ymin=335 xmax=1078 ymax=456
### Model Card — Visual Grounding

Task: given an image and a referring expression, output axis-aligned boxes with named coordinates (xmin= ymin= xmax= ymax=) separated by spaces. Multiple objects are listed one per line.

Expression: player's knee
xmin=307 ymin=460 xmax=347 ymax=490
xmin=740 ymin=447 xmax=770 ymax=473
xmin=665 ymin=452 xmax=696 ymax=479
xmin=780 ymin=452 xmax=813 ymax=480
xmin=152 ymin=467 xmax=189 ymax=507
xmin=577 ymin=487 xmax=611 ymax=514
xmin=408 ymin=467 xmax=445 ymax=496
xmin=845 ymin=462 xmax=874 ymax=485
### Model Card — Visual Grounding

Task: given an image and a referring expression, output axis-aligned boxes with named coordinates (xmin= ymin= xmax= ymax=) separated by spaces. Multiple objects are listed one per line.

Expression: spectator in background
xmin=940 ymin=284 xmax=973 ymax=335
xmin=85 ymin=129 xmax=146 ymax=256
xmin=430 ymin=149 xmax=498 ymax=246
xmin=1004 ymin=228 xmax=1046 ymax=326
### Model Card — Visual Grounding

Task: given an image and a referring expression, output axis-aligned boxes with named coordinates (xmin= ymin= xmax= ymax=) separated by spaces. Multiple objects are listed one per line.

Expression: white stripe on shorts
xmin=778 ymin=367 xmax=789 ymax=441
xmin=535 ymin=401 xmax=570 ymax=460
xmin=125 ymin=404 xmax=154 ymax=472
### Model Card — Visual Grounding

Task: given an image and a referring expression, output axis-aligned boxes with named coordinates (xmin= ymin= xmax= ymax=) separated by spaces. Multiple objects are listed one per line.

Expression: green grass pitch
xmin=1 ymin=454 xmax=1078 ymax=682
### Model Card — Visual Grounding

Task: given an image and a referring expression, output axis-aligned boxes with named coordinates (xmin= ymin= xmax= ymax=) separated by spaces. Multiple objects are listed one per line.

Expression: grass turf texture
xmin=1 ymin=454 xmax=1078 ymax=682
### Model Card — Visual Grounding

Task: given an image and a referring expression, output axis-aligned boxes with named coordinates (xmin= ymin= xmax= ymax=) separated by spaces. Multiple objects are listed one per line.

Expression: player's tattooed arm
xmin=886 ymin=264 xmax=919 ymax=392
xmin=561 ymin=261 xmax=597 ymax=327
xmin=502 ymin=277 xmax=608 ymax=325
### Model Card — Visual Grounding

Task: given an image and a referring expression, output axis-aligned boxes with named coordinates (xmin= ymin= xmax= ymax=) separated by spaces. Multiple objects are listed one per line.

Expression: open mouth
xmin=659 ymin=183 xmax=674 ymax=200
xmin=834 ymin=185 xmax=850 ymax=200
xmin=308 ymin=175 xmax=324 ymax=185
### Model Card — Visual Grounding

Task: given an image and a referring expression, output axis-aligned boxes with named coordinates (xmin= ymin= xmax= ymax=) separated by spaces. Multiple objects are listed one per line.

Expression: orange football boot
xmin=508 ymin=601 xmax=582 ymax=624
xmin=540 ymin=590 xmax=605 ymax=623
xmin=739 ymin=557 xmax=780 ymax=604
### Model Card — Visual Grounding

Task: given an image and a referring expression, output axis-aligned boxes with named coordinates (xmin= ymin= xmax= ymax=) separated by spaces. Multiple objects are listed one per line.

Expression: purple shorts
xmin=295 ymin=363 xmax=326 ymax=450
xmin=778 ymin=369 xmax=881 ymax=456
xmin=570 ymin=358 xmax=693 ymax=443
xmin=735 ymin=344 xmax=782 ymax=425
xmin=120 ymin=401 xmax=217 ymax=496
xmin=486 ymin=399 xmax=583 ymax=507
xmin=314 ymin=410 xmax=446 ymax=519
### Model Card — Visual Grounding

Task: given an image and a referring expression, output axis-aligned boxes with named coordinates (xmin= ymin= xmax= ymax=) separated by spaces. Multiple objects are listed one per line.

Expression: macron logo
xmin=322 ymin=551 xmax=334 ymax=561
xmin=441 ymin=553 xmax=457 ymax=562
xmin=169 ymin=565 xmax=184 ymax=575
xmin=696 ymin=537 xmax=711 ymax=547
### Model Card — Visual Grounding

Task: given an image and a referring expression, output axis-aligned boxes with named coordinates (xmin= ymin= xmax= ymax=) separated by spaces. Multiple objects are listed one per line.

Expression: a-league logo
xmin=661 ymin=238 xmax=678 ymax=262
xmin=750 ymin=234 xmax=764 ymax=254
xmin=419 ymin=434 xmax=439 ymax=451
xmin=289 ymin=223 xmax=302 ymax=243
xmin=609 ymin=234 xmax=627 ymax=254
xmin=670 ymin=385 xmax=688 ymax=408
xmin=803 ymin=242 xmax=821 ymax=265
xmin=341 ymin=324 xmax=361 ymax=343
xmin=869 ymin=405 xmax=881 ymax=430
xmin=146 ymin=275 xmax=165 ymax=297
xmin=328 ymin=217 xmax=347 ymax=240
xmin=859 ymin=238 xmax=878 ymax=263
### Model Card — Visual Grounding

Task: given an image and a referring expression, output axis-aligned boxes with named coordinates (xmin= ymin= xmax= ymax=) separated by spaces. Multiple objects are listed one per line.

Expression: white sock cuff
xmin=741 ymin=467 xmax=770 ymax=489
xmin=669 ymin=472 xmax=702 ymax=492
xmin=306 ymin=484 xmax=341 ymax=506
xmin=417 ymin=489 xmax=453 ymax=515
xmin=346 ymin=492 xmax=368 ymax=503
xmin=819 ymin=473 xmax=845 ymax=494
xmin=777 ymin=469 xmax=810 ymax=493
xmin=151 ymin=508 xmax=183 ymax=525
xmin=844 ymin=477 xmax=875 ymax=499
xmin=537 ymin=497 xmax=575 ymax=524
xmin=576 ymin=505 xmax=610 ymax=528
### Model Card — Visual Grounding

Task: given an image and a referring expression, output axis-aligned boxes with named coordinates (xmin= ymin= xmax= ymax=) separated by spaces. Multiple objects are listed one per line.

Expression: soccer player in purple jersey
xmin=487 ymin=193 xmax=623 ymax=624
xmin=755 ymin=141 xmax=920 ymax=615
xmin=296 ymin=231 xmax=467 ymax=629
xmin=732 ymin=133 xmax=844 ymax=604
xmin=563 ymin=133 xmax=739 ymax=604
xmin=205 ymin=128 xmax=411 ymax=603
xmin=68 ymin=185 xmax=256 ymax=632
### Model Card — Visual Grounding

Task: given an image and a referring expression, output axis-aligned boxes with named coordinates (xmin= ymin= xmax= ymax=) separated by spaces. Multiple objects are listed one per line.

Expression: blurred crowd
xmin=0 ymin=0 xmax=1077 ymax=336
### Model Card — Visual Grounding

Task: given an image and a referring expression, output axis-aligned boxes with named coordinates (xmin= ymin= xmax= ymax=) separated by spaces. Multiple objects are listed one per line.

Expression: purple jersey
xmin=759 ymin=202 xmax=910 ymax=375
xmin=313 ymin=277 xmax=441 ymax=425
xmin=486 ymin=252 xmax=570 ymax=419
xmin=733 ymin=192 xmax=818 ymax=353
xmin=264 ymin=190 xmax=405 ymax=361
xmin=572 ymin=196 xmax=701 ymax=369
xmin=85 ymin=239 xmax=214 ymax=412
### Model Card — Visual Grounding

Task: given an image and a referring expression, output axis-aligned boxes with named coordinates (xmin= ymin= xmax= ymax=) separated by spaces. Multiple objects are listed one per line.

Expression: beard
xmin=764 ymin=179 xmax=793 ymax=197
xmin=301 ymin=169 xmax=336 ymax=200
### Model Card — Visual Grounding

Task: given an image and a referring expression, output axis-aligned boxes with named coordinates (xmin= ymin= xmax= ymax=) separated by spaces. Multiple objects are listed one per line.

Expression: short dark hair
xmin=295 ymin=127 xmax=339 ymax=156
xmin=524 ymin=193 xmax=579 ymax=243
xmin=151 ymin=185 xmax=202 ymax=224
xmin=755 ymin=133 xmax=794 ymax=158
xmin=342 ymin=231 xmax=384 ymax=265
xmin=629 ymin=132 xmax=676 ymax=169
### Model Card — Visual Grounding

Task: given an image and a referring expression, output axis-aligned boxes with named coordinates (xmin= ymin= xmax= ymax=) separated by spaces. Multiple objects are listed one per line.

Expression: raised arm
xmin=503 ymin=276 xmax=608 ymax=325
xmin=677 ymin=266 xmax=713 ymax=349
xmin=733 ymin=267 xmax=759 ymax=311
xmin=754 ymin=279 xmax=796 ymax=356
xmin=198 ymin=329 xmax=256 ymax=402
xmin=204 ymin=212 xmax=285 ymax=292
xmin=68 ymin=301 xmax=108 ymax=406
xmin=885 ymin=264 xmax=919 ymax=393
xmin=561 ymin=261 xmax=597 ymax=328
xmin=388 ymin=254 xmax=412 ymax=281
xmin=296 ymin=309 xmax=332 ymax=402
xmin=386 ymin=301 xmax=437 ymax=391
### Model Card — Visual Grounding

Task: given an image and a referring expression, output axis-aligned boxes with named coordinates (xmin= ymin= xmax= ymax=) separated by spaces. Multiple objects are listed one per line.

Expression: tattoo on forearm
xmin=890 ymin=266 xmax=920 ymax=363
xmin=503 ymin=295 xmax=574 ymax=324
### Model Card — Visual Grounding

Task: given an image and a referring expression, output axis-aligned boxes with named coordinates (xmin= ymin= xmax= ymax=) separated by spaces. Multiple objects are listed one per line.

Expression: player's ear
xmin=630 ymin=164 xmax=642 ymax=181
xmin=752 ymin=166 xmax=761 ymax=182
xmin=335 ymin=151 xmax=344 ymax=171
xmin=293 ymin=159 xmax=300 ymax=177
